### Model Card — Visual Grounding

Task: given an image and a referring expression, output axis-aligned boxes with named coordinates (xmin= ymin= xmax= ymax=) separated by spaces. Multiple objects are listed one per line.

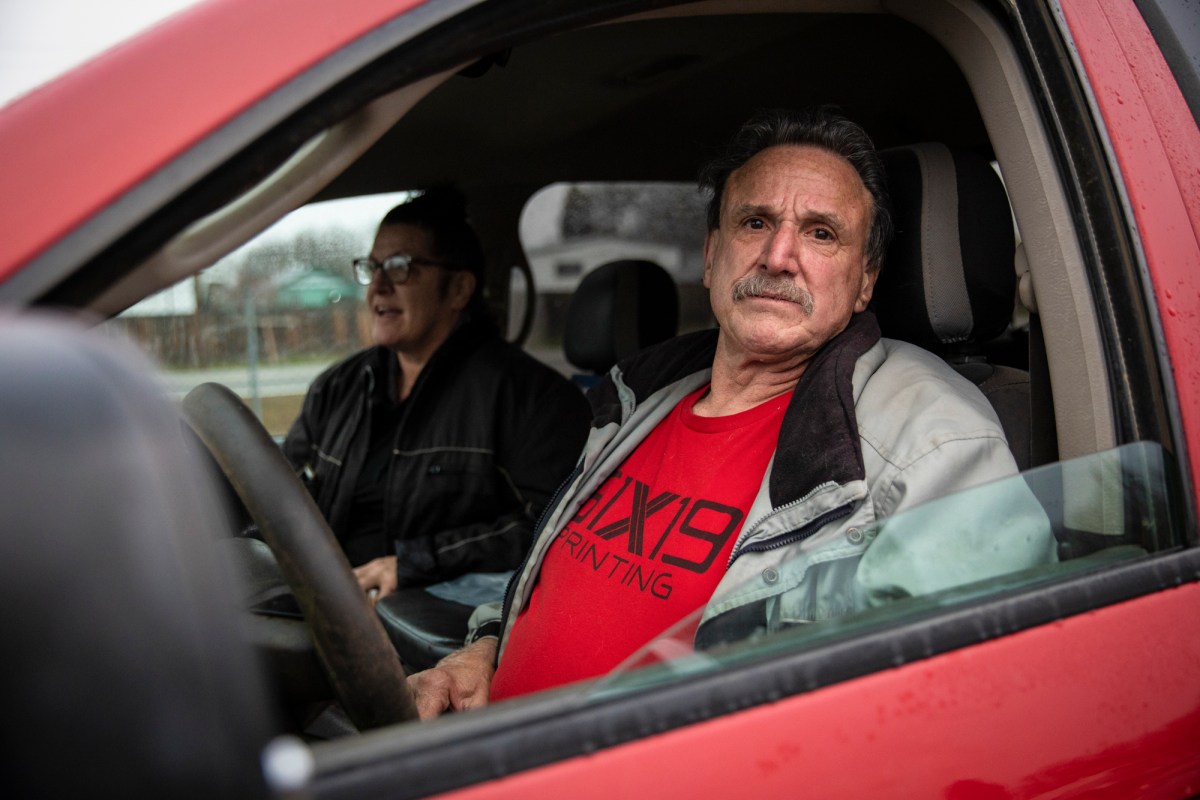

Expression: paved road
xmin=157 ymin=347 xmax=574 ymax=399
xmin=158 ymin=362 xmax=328 ymax=399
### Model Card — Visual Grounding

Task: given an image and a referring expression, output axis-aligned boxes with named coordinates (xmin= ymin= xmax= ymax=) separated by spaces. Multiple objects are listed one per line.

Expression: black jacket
xmin=282 ymin=316 xmax=590 ymax=585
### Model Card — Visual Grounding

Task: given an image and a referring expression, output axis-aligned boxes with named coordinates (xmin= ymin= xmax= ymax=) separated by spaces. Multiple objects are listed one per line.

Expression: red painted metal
xmin=1 ymin=1 xmax=1196 ymax=795
xmin=0 ymin=0 xmax=426 ymax=283
xmin=439 ymin=583 xmax=1200 ymax=799
xmin=1058 ymin=0 xmax=1200 ymax=510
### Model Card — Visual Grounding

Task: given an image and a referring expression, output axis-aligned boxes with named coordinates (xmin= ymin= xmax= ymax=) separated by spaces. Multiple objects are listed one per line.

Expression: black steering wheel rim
xmin=182 ymin=382 xmax=416 ymax=727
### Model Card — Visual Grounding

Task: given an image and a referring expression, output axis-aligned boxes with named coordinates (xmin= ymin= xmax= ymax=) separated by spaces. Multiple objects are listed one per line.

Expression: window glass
xmin=586 ymin=441 xmax=1182 ymax=699
xmin=103 ymin=193 xmax=408 ymax=437
xmin=516 ymin=182 xmax=715 ymax=372
xmin=108 ymin=182 xmax=714 ymax=436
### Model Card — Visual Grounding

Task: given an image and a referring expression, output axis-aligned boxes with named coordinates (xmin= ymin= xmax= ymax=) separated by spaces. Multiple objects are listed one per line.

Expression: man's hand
xmin=353 ymin=555 xmax=398 ymax=605
xmin=407 ymin=638 xmax=498 ymax=720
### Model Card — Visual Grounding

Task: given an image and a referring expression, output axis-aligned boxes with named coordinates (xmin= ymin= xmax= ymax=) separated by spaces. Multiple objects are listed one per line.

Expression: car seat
xmin=873 ymin=143 xmax=1042 ymax=471
xmin=563 ymin=259 xmax=680 ymax=388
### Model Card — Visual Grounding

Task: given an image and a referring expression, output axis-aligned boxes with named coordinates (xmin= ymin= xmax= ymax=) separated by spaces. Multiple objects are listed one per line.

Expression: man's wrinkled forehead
xmin=720 ymin=145 xmax=872 ymax=226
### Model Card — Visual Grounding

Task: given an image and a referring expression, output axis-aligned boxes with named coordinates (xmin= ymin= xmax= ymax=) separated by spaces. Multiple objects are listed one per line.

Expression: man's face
xmin=367 ymin=223 xmax=471 ymax=358
xmin=703 ymin=145 xmax=877 ymax=364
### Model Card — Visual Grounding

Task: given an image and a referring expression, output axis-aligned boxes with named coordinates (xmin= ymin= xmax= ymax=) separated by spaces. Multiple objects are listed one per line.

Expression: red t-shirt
xmin=490 ymin=385 xmax=791 ymax=700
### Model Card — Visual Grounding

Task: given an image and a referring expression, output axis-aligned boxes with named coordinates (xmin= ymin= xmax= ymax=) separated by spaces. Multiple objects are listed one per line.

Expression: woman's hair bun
xmin=412 ymin=185 xmax=468 ymax=219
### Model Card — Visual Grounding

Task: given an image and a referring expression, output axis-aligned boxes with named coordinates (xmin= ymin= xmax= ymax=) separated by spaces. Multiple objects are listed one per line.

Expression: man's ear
xmin=702 ymin=230 xmax=716 ymax=288
xmin=855 ymin=265 xmax=879 ymax=313
xmin=451 ymin=272 xmax=476 ymax=311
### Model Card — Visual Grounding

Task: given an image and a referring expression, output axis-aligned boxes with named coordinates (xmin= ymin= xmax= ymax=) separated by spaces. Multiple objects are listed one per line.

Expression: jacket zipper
xmin=735 ymin=503 xmax=855 ymax=558
xmin=726 ymin=481 xmax=841 ymax=568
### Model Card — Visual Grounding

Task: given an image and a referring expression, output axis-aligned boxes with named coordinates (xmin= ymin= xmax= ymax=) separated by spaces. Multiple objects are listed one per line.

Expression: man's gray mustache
xmin=732 ymin=274 xmax=814 ymax=315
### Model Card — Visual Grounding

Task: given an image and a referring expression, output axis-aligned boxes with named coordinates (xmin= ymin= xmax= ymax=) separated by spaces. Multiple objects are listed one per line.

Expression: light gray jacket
xmin=472 ymin=313 xmax=1054 ymax=655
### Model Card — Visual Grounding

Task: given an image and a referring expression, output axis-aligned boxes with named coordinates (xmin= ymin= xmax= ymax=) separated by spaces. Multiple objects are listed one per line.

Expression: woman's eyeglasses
xmin=351 ymin=254 xmax=457 ymax=286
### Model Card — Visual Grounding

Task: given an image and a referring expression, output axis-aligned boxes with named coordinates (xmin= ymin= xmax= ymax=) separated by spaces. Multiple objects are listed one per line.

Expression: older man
xmin=409 ymin=108 xmax=1051 ymax=716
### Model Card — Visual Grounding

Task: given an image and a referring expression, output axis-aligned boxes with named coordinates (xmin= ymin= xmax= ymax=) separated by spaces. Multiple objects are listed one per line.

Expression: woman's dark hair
xmin=698 ymin=107 xmax=894 ymax=271
xmin=380 ymin=186 xmax=486 ymax=290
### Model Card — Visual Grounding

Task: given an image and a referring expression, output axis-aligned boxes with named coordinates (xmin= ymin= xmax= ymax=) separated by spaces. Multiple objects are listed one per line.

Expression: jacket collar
xmin=771 ymin=311 xmax=880 ymax=506
xmin=365 ymin=312 xmax=500 ymax=405
xmin=607 ymin=311 xmax=881 ymax=505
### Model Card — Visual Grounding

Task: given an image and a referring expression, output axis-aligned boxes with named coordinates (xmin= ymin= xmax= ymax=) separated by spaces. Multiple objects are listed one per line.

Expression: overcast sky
xmin=0 ymin=0 xmax=199 ymax=107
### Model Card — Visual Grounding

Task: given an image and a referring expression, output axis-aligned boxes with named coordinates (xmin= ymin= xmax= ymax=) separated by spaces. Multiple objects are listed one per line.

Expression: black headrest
xmin=564 ymin=259 xmax=679 ymax=373
xmin=873 ymin=143 xmax=1016 ymax=352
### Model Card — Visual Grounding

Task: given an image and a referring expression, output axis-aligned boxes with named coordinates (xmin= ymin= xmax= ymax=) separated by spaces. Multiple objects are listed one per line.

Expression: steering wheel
xmin=182 ymin=382 xmax=416 ymax=728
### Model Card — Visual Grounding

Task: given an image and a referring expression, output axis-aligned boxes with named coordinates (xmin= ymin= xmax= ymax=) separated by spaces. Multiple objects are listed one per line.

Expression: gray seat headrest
xmin=873 ymin=143 xmax=1017 ymax=352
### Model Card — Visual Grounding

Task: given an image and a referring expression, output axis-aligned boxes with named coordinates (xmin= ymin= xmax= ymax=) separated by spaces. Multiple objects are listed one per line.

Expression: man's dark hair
xmin=380 ymin=186 xmax=486 ymax=299
xmin=698 ymin=107 xmax=893 ymax=271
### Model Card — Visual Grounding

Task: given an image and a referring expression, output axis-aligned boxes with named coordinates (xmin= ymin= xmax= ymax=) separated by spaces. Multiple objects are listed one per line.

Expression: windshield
xmin=103 ymin=193 xmax=408 ymax=436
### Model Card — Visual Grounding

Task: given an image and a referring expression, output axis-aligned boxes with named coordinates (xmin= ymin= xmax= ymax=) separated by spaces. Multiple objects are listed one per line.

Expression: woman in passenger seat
xmin=282 ymin=187 xmax=590 ymax=604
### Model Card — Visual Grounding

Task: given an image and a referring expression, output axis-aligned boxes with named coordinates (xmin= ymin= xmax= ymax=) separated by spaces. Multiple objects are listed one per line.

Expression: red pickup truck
xmin=1 ymin=1 xmax=1197 ymax=797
